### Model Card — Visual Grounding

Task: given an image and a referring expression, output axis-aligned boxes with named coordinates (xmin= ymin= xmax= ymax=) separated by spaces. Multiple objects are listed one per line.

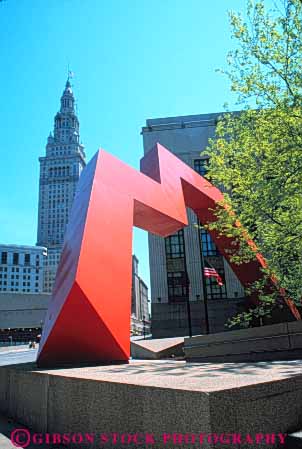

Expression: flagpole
xmin=197 ymin=219 xmax=210 ymax=335
xmin=183 ymin=238 xmax=193 ymax=338
xmin=186 ymin=283 xmax=193 ymax=338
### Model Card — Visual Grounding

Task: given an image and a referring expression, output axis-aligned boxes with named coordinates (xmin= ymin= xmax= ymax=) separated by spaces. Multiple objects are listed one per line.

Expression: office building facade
xmin=36 ymin=79 xmax=86 ymax=292
xmin=0 ymin=244 xmax=47 ymax=294
xmin=131 ymin=255 xmax=150 ymax=335
xmin=142 ymin=112 xmax=245 ymax=337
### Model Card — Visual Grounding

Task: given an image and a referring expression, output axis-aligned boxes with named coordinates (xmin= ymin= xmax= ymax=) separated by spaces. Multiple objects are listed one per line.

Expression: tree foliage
xmin=206 ymin=0 xmax=302 ymax=327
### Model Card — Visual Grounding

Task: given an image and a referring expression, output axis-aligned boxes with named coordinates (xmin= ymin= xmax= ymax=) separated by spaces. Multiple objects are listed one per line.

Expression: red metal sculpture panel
xmin=37 ymin=143 xmax=300 ymax=367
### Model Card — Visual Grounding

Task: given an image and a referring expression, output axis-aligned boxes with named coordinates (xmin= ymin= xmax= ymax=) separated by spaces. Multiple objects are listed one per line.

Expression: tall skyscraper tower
xmin=37 ymin=78 xmax=86 ymax=292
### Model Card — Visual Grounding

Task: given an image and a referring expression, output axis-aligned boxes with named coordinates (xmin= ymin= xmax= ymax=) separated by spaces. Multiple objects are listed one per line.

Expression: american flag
xmin=203 ymin=261 xmax=224 ymax=286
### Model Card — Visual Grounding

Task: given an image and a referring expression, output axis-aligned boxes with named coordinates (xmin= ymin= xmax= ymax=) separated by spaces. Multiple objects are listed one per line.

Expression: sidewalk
xmin=0 ymin=345 xmax=28 ymax=353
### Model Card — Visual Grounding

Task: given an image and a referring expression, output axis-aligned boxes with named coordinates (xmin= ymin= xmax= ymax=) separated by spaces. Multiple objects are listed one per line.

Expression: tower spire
xmin=60 ymin=77 xmax=75 ymax=113
xmin=67 ymin=66 xmax=74 ymax=83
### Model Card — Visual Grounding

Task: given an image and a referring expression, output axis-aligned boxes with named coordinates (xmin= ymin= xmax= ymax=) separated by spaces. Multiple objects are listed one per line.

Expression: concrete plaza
xmin=1 ymin=351 xmax=302 ymax=448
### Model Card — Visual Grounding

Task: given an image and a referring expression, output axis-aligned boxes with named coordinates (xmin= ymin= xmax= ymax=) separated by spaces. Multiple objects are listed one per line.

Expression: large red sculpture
xmin=37 ymin=143 xmax=300 ymax=367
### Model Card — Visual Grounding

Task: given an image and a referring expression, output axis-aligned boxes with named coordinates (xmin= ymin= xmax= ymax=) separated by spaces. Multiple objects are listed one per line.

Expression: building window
xmin=206 ymin=276 xmax=227 ymax=300
xmin=194 ymin=158 xmax=209 ymax=177
xmin=13 ymin=253 xmax=19 ymax=265
xmin=200 ymin=227 xmax=220 ymax=257
xmin=1 ymin=252 xmax=7 ymax=264
xmin=24 ymin=254 xmax=30 ymax=265
xmin=167 ymin=272 xmax=189 ymax=303
xmin=165 ymin=229 xmax=185 ymax=259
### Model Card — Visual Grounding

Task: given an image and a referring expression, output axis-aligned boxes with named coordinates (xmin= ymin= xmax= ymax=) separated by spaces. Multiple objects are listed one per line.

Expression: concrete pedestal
xmin=184 ymin=321 xmax=302 ymax=363
xmin=1 ymin=360 xmax=302 ymax=449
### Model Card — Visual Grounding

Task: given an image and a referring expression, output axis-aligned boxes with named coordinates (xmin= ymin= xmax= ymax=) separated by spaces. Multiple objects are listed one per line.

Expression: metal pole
xmin=183 ymin=235 xmax=193 ymax=338
xmin=143 ymin=315 xmax=146 ymax=340
xmin=197 ymin=219 xmax=210 ymax=334
xmin=186 ymin=287 xmax=193 ymax=337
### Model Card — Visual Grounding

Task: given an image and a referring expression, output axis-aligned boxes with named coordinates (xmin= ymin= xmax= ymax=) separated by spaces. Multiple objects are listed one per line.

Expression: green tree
xmin=206 ymin=0 xmax=302 ymax=327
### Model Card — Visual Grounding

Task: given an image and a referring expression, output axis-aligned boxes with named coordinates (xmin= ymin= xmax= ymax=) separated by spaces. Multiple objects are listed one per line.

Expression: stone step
xmin=131 ymin=336 xmax=184 ymax=359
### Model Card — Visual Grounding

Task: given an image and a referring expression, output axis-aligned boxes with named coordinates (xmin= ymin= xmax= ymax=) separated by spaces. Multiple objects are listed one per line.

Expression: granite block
xmin=8 ymin=367 xmax=48 ymax=432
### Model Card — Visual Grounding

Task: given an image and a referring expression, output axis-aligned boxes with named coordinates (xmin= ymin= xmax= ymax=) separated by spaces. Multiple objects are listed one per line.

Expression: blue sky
xmin=0 ymin=0 xmax=251 ymax=292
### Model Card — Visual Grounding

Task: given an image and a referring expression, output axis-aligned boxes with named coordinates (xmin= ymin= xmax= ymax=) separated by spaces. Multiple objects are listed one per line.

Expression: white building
xmin=36 ymin=78 xmax=86 ymax=292
xmin=0 ymin=244 xmax=47 ymax=294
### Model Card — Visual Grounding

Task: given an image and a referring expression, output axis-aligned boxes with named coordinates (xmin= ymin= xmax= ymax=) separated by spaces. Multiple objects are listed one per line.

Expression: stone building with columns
xmin=141 ymin=112 xmax=245 ymax=337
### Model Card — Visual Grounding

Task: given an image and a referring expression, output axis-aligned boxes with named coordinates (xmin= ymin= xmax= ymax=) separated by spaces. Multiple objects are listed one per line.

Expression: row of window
xmin=0 ymin=281 xmax=39 ymax=287
xmin=166 ymin=271 xmax=228 ymax=301
xmin=48 ymin=145 xmax=75 ymax=152
xmin=48 ymin=166 xmax=70 ymax=177
xmin=165 ymin=228 xmax=227 ymax=301
xmin=59 ymin=99 xmax=74 ymax=110
xmin=164 ymin=227 xmax=219 ymax=260
xmin=48 ymin=150 xmax=74 ymax=156
xmin=0 ymin=287 xmax=39 ymax=292
xmin=0 ymin=267 xmax=39 ymax=273
xmin=1 ymin=253 xmax=40 ymax=266
xmin=44 ymin=239 xmax=64 ymax=245
xmin=42 ymin=162 xmax=75 ymax=170
xmin=0 ymin=274 xmax=39 ymax=280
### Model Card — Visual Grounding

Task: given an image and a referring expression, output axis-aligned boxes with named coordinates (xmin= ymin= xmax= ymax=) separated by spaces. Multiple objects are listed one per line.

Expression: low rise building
xmin=0 ymin=245 xmax=47 ymax=294
xmin=0 ymin=291 xmax=50 ymax=345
